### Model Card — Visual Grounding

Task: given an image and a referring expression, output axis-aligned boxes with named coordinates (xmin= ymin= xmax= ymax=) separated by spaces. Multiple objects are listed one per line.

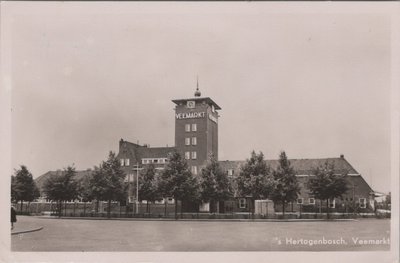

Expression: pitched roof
xmin=117 ymin=139 xmax=176 ymax=163
xmin=218 ymin=157 xmax=359 ymax=175
xmin=35 ymin=169 xmax=93 ymax=193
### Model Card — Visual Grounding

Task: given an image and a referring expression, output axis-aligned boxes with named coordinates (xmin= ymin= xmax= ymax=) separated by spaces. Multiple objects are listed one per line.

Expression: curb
xmin=11 ymin=227 xmax=43 ymax=235
xmin=35 ymin=216 xmax=358 ymax=223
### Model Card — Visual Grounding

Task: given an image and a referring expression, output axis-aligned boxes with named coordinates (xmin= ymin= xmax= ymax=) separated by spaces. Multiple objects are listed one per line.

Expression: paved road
xmin=11 ymin=216 xmax=390 ymax=251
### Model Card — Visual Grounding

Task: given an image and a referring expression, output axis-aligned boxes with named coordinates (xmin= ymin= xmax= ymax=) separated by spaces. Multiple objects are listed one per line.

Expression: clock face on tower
xmin=187 ymin=101 xmax=195 ymax=108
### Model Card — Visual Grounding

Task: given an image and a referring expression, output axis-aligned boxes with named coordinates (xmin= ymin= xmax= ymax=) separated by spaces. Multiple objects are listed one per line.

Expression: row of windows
xmin=185 ymin=123 xmax=197 ymax=132
xmin=238 ymin=198 xmax=368 ymax=209
xmin=121 ymin=158 xmax=169 ymax=166
xmin=185 ymin=137 xmax=197 ymax=146
xmin=142 ymin=158 xmax=168 ymax=164
xmin=185 ymin=151 xmax=197 ymax=160
xmin=296 ymin=198 xmax=367 ymax=208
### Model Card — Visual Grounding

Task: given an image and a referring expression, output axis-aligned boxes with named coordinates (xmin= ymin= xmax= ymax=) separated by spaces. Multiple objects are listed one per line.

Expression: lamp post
xmin=133 ymin=163 xmax=143 ymax=215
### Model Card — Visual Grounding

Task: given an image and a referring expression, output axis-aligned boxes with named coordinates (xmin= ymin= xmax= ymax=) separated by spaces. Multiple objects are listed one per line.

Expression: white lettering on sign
xmin=208 ymin=113 xmax=218 ymax=123
xmin=176 ymin=112 xmax=206 ymax=119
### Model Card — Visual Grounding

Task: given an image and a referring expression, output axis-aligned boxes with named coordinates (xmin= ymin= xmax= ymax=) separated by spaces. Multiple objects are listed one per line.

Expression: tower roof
xmin=172 ymin=97 xmax=221 ymax=110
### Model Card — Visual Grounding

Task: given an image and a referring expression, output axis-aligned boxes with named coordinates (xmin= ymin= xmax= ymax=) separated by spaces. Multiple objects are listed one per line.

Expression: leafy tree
xmin=138 ymin=164 xmax=162 ymax=213
xmin=308 ymin=162 xmax=349 ymax=219
xmin=78 ymin=173 xmax=94 ymax=202
xmin=43 ymin=166 xmax=79 ymax=217
xmin=236 ymin=151 xmax=275 ymax=214
xmin=200 ymin=154 xmax=232 ymax=213
xmin=385 ymin=192 xmax=391 ymax=209
xmin=90 ymin=151 xmax=127 ymax=218
xmin=159 ymin=151 xmax=200 ymax=219
xmin=77 ymin=172 xmax=95 ymax=216
xmin=270 ymin=151 xmax=300 ymax=218
xmin=11 ymin=165 xmax=40 ymax=212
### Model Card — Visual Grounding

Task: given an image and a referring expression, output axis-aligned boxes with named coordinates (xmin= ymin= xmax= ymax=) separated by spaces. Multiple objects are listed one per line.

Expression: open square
xmin=11 ymin=216 xmax=390 ymax=251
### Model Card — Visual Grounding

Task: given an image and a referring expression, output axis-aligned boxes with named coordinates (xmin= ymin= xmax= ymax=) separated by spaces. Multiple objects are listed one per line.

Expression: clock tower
xmin=172 ymin=86 xmax=221 ymax=175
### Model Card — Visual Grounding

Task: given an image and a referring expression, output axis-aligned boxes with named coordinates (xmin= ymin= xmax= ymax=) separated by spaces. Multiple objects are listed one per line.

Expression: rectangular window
xmin=185 ymin=138 xmax=191 ymax=145
xmin=191 ymin=151 xmax=197 ymax=160
xmin=359 ymin=198 xmax=366 ymax=208
xmin=125 ymin=159 xmax=130 ymax=166
xmin=297 ymin=198 xmax=303 ymax=205
xmin=328 ymin=199 xmax=336 ymax=209
xmin=191 ymin=137 xmax=197 ymax=145
xmin=191 ymin=123 xmax=197 ymax=132
xmin=120 ymin=159 xmax=125 ymax=166
xmin=239 ymin=198 xmax=246 ymax=209
xmin=228 ymin=169 xmax=234 ymax=176
xmin=185 ymin=152 xmax=190 ymax=160
xmin=185 ymin=124 xmax=191 ymax=132
xmin=309 ymin=198 xmax=315 ymax=205
xmin=191 ymin=166 xmax=197 ymax=175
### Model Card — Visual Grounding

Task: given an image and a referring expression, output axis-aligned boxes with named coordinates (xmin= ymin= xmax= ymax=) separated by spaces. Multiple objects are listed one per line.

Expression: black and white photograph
xmin=0 ymin=2 xmax=399 ymax=263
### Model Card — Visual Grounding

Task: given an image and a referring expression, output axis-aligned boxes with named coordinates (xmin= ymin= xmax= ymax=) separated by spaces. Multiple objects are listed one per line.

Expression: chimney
xmin=340 ymin=154 xmax=344 ymax=159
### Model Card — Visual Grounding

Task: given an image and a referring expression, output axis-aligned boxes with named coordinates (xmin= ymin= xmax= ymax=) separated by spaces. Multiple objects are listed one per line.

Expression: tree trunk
xmin=107 ymin=199 xmax=111 ymax=218
xmin=83 ymin=202 xmax=86 ymax=217
xmin=58 ymin=201 xmax=62 ymax=218
xmin=326 ymin=199 xmax=330 ymax=219
xmin=175 ymin=199 xmax=178 ymax=220
xmin=180 ymin=200 xmax=183 ymax=219
xmin=164 ymin=198 xmax=167 ymax=217
xmin=20 ymin=200 xmax=23 ymax=213
xmin=282 ymin=200 xmax=286 ymax=219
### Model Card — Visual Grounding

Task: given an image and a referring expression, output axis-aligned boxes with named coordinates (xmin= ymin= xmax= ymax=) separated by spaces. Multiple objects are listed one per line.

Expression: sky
xmin=3 ymin=2 xmax=394 ymax=193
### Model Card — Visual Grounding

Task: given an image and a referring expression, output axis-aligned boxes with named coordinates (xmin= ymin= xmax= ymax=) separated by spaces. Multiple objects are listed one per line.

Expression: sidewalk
xmin=36 ymin=215 xmax=358 ymax=223
xmin=11 ymin=226 xmax=43 ymax=235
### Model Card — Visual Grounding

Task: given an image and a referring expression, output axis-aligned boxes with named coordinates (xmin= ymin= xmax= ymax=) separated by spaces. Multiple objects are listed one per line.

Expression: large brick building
xmin=35 ymin=87 xmax=376 ymax=215
xmin=113 ymin=88 xmax=376 ymax=214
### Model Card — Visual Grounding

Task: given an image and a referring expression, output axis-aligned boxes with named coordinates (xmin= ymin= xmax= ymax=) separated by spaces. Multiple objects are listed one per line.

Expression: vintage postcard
xmin=0 ymin=2 xmax=398 ymax=263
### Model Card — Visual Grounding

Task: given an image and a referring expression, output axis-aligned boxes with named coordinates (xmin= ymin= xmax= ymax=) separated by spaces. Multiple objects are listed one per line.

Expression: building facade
xmin=36 ymin=87 xmax=376 ymax=215
xmin=172 ymin=87 xmax=220 ymax=175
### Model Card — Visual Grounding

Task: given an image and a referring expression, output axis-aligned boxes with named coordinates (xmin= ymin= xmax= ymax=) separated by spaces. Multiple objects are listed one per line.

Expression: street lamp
xmin=132 ymin=163 xmax=143 ymax=214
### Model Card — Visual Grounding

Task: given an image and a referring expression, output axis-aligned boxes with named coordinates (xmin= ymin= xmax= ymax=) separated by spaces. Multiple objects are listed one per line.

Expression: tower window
xmin=227 ymin=169 xmax=234 ymax=176
xmin=185 ymin=152 xmax=190 ymax=160
xmin=191 ymin=166 xmax=197 ymax=175
xmin=185 ymin=138 xmax=190 ymax=146
xmin=191 ymin=151 xmax=197 ymax=160
xmin=191 ymin=137 xmax=197 ymax=145
xmin=125 ymin=159 xmax=130 ymax=166
xmin=185 ymin=124 xmax=191 ymax=132
xmin=120 ymin=159 xmax=125 ymax=166
xmin=191 ymin=123 xmax=197 ymax=132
